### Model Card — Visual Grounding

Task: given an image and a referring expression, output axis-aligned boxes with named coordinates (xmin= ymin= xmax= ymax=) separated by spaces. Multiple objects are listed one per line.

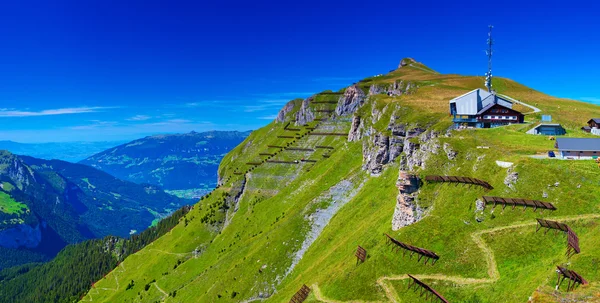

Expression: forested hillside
xmin=0 ymin=152 xmax=190 ymax=269
xmin=79 ymin=59 xmax=600 ymax=302
xmin=0 ymin=205 xmax=192 ymax=303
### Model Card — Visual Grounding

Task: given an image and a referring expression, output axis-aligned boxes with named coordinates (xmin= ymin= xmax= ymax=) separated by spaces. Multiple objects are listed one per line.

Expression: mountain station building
xmin=449 ymin=88 xmax=524 ymax=128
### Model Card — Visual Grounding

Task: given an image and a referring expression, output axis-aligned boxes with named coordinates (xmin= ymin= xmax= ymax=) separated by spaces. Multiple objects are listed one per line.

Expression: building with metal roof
xmin=555 ymin=138 xmax=600 ymax=159
xmin=526 ymin=123 xmax=566 ymax=136
xmin=449 ymin=88 xmax=523 ymax=128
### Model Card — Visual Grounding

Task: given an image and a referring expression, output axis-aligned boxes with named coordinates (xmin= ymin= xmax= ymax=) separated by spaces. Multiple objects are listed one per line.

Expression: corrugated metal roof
xmin=556 ymin=138 xmax=600 ymax=151
xmin=450 ymin=88 xmax=513 ymax=115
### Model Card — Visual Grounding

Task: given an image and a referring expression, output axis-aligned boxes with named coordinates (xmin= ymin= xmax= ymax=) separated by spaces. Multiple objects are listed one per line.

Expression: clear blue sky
xmin=1 ymin=0 xmax=599 ymax=143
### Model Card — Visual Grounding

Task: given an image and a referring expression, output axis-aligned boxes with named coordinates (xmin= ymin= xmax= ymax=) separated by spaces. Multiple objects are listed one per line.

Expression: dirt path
xmin=154 ymin=282 xmax=169 ymax=298
xmin=498 ymin=94 xmax=541 ymax=114
xmin=313 ymin=214 xmax=600 ymax=303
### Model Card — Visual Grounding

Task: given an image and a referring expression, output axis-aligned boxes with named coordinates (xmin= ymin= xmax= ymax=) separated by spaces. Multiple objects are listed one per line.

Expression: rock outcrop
xmin=362 ymin=133 xmax=390 ymax=175
xmin=348 ymin=116 xmax=362 ymax=142
xmin=504 ymin=167 xmax=518 ymax=190
xmin=335 ymin=85 xmax=365 ymax=116
xmin=368 ymin=80 xmax=415 ymax=97
xmin=392 ymin=172 xmax=422 ymax=230
xmin=443 ymin=143 xmax=457 ymax=160
xmin=401 ymin=130 xmax=439 ymax=171
xmin=398 ymin=58 xmax=416 ymax=68
xmin=295 ymin=97 xmax=315 ymax=125
xmin=276 ymin=100 xmax=295 ymax=123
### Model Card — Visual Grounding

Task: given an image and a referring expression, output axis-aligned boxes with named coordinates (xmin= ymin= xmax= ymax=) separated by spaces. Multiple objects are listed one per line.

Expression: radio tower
xmin=485 ymin=25 xmax=494 ymax=93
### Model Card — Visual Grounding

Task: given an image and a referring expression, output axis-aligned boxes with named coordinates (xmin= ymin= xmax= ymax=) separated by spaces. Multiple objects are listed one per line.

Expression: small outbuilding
xmin=555 ymin=138 xmax=600 ymax=159
xmin=526 ymin=123 xmax=566 ymax=136
xmin=582 ymin=118 xmax=600 ymax=135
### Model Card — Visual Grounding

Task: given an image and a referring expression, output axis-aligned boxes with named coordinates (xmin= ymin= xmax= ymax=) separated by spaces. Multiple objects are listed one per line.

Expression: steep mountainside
xmin=80 ymin=131 xmax=250 ymax=198
xmin=82 ymin=58 xmax=600 ymax=303
xmin=0 ymin=151 xmax=190 ymax=269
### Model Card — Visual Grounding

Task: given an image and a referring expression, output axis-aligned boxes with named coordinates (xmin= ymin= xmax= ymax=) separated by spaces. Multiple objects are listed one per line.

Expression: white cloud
xmin=126 ymin=115 xmax=152 ymax=121
xmin=258 ymin=115 xmax=277 ymax=120
xmin=0 ymin=106 xmax=114 ymax=117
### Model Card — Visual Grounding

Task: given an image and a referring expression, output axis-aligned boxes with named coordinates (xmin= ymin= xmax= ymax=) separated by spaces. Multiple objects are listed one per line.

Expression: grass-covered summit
xmin=81 ymin=59 xmax=600 ymax=303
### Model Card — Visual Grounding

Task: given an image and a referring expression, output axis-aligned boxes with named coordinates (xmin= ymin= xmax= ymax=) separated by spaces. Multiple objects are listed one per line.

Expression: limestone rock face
xmin=276 ymin=100 xmax=295 ymax=123
xmin=348 ymin=116 xmax=362 ymax=142
xmin=368 ymin=81 xmax=415 ymax=97
xmin=392 ymin=172 xmax=422 ymax=230
xmin=401 ymin=130 xmax=439 ymax=171
xmin=362 ymin=133 xmax=390 ymax=175
xmin=335 ymin=85 xmax=366 ymax=116
xmin=398 ymin=57 xmax=416 ymax=68
xmin=504 ymin=167 xmax=519 ymax=190
xmin=295 ymin=97 xmax=315 ymax=125
xmin=443 ymin=143 xmax=458 ymax=160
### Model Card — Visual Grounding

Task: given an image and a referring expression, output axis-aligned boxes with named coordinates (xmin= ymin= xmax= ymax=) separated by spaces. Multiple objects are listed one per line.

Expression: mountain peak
xmin=398 ymin=57 xmax=417 ymax=68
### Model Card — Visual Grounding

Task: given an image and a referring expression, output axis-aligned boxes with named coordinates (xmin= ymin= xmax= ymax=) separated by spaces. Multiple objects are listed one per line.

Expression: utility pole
xmin=485 ymin=25 xmax=494 ymax=93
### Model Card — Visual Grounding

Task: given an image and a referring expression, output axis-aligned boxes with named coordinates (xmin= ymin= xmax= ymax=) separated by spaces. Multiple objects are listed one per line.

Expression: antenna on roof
xmin=485 ymin=25 xmax=494 ymax=93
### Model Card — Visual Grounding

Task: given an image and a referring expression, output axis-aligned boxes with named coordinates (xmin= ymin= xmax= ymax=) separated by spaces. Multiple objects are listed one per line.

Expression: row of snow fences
xmin=385 ymin=234 xmax=439 ymax=265
xmin=268 ymin=145 xmax=284 ymax=149
xmin=355 ymin=246 xmax=367 ymax=264
xmin=407 ymin=274 xmax=450 ymax=303
xmin=557 ymin=266 xmax=588 ymax=292
xmin=536 ymin=218 xmax=580 ymax=257
xmin=285 ymin=147 xmax=315 ymax=152
xmin=266 ymin=160 xmax=300 ymax=164
xmin=259 ymin=153 xmax=275 ymax=156
xmin=315 ymin=145 xmax=334 ymax=150
xmin=246 ymin=162 xmax=262 ymax=166
xmin=289 ymin=284 xmax=311 ymax=303
xmin=482 ymin=196 xmax=557 ymax=212
xmin=425 ymin=175 xmax=493 ymax=190
xmin=301 ymin=159 xmax=317 ymax=163
xmin=309 ymin=132 xmax=347 ymax=137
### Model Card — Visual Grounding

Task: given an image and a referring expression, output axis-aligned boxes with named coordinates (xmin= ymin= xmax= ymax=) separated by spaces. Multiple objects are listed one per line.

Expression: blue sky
xmin=1 ymin=0 xmax=599 ymax=143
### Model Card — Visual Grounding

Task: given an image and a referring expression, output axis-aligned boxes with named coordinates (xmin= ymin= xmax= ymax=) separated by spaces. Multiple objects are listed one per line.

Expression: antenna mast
xmin=485 ymin=25 xmax=494 ymax=93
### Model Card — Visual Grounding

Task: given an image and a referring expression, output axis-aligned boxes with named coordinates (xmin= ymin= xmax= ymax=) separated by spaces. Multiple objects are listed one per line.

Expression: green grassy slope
xmin=82 ymin=61 xmax=600 ymax=303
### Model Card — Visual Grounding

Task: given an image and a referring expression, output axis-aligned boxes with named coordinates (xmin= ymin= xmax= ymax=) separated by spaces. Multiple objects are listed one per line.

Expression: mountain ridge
xmin=62 ymin=59 xmax=600 ymax=302
xmin=80 ymin=130 xmax=251 ymax=198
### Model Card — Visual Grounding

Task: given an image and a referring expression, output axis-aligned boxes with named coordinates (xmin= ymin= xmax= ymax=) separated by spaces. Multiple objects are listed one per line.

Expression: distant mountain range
xmin=0 ymin=150 xmax=191 ymax=269
xmin=80 ymin=131 xmax=251 ymax=198
xmin=0 ymin=140 xmax=125 ymax=162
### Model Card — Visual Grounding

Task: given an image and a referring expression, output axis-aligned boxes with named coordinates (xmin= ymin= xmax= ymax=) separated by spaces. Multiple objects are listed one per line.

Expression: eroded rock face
xmin=401 ymin=130 xmax=439 ymax=171
xmin=335 ymin=85 xmax=366 ymax=116
xmin=504 ymin=167 xmax=518 ymax=190
xmin=398 ymin=58 xmax=416 ymax=68
xmin=392 ymin=172 xmax=422 ymax=230
xmin=348 ymin=116 xmax=362 ymax=142
xmin=368 ymin=81 xmax=415 ymax=97
xmin=362 ymin=133 xmax=390 ymax=175
xmin=295 ymin=97 xmax=315 ymax=125
xmin=276 ymin=100 xmax=295 ymax=123
xmin=443 ymin=143 xmax=457 ymax=160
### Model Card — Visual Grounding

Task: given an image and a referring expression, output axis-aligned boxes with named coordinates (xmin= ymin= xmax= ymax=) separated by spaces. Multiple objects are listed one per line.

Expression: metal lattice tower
xmin=485 ymin=25 xmax=494 ymax=93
